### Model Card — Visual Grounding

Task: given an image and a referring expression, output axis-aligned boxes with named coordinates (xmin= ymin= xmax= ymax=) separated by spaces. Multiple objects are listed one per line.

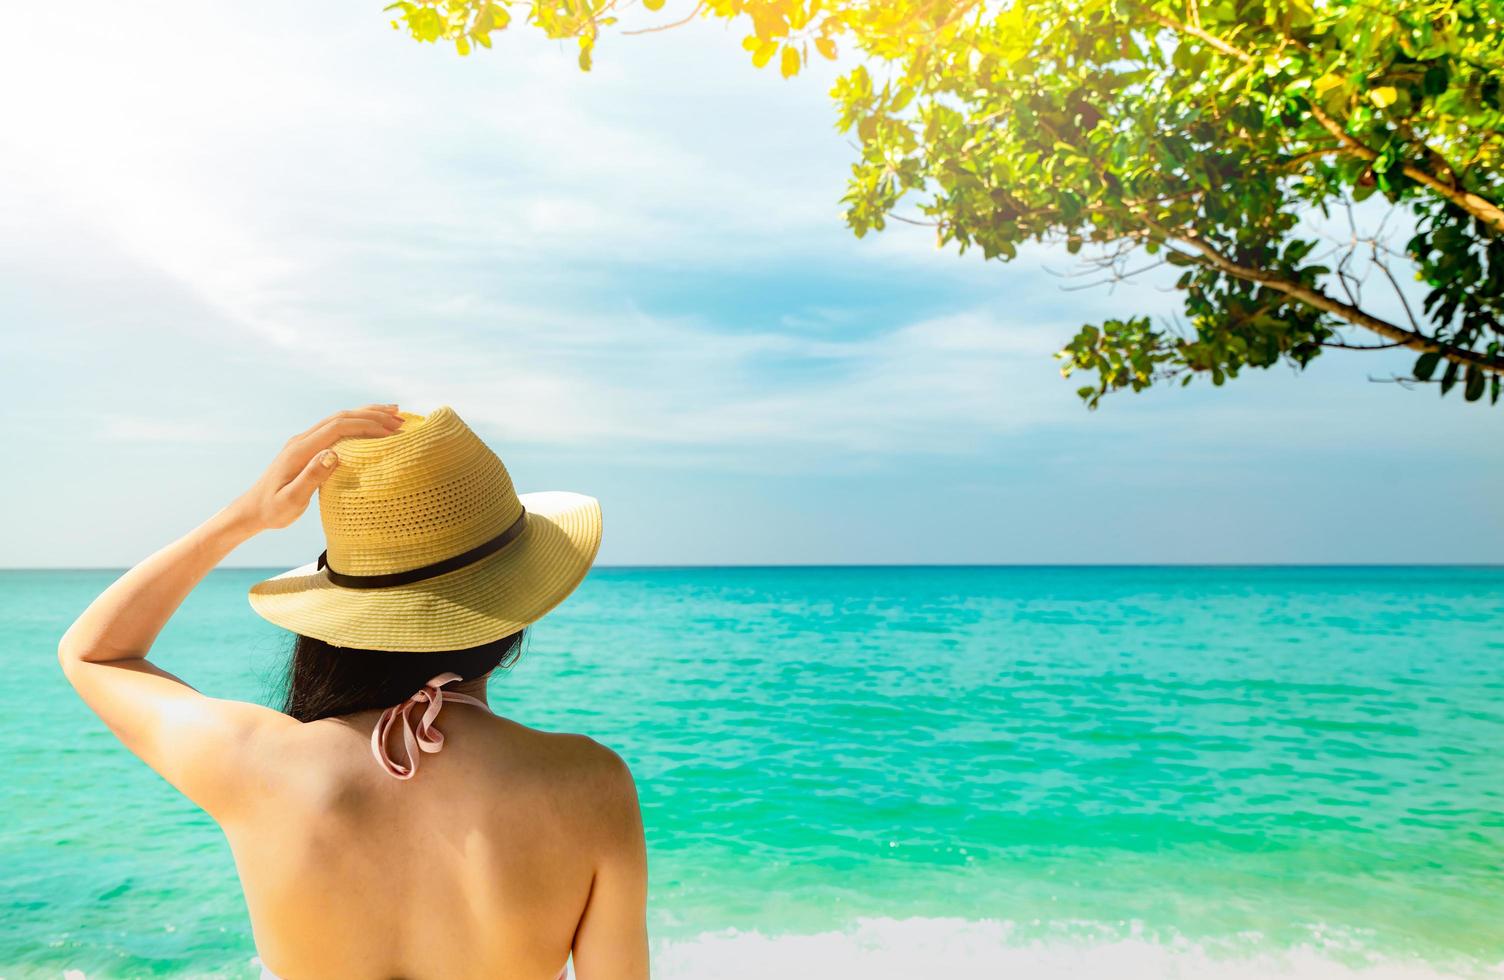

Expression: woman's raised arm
xmin=57 ymin=405 xmax=403 ymax=819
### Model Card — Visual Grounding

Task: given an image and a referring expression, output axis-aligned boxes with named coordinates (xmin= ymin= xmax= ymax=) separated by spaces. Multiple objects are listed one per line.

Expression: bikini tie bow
xmin=370 ymin=672 xmax=489 ymax=780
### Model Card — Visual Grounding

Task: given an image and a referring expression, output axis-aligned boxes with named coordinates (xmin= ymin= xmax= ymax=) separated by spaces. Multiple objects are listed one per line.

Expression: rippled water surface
xmin=3 ymin=566 xmax=1501 ymax=977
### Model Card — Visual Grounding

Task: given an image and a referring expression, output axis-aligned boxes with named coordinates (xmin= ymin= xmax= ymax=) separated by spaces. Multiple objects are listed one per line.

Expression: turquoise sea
xmin=3 ymin=566 xmax=1501 ymax=979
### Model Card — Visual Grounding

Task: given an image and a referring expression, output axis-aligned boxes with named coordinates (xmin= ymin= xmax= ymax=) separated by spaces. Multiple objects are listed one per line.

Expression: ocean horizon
xmin=5 ymin=565 xmax=1502 ymax=978
xmin=10 ymin=562 xmax=1504 ymax=571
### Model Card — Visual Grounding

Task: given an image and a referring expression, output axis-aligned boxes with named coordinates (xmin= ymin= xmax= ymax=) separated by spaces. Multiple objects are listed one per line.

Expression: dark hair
xmin=280 ymin=630 xmax=526 ymax=722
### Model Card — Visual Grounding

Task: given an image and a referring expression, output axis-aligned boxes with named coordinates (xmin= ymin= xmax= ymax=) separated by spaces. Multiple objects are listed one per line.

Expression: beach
xmin=4 ymin=566 xmax=1502 ymax=978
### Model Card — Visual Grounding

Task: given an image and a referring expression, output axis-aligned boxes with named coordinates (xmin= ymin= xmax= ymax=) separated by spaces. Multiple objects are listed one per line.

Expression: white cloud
xmin=2 ymin=0 xmax=1496 ymax=472
xmin=2 ymin=1 xmax=1501 ymax=567
xmin=0 ymin=0 xmax=1086 ymax=462
xmin=213 ymin=297 xmax=1078 ymax=456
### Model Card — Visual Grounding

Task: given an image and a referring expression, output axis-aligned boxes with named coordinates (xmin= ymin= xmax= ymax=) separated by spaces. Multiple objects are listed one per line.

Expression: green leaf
xmin=1440 ymin=361 xmax=1460 ymax=395
xmin=1464 ymin=366 xmax=1485 ymax=401
xmin=1422 ymin=64 xmax=1449 ymax=96
xmin=1313 ymin=73 xmax=1344 ymax=96
xmin=1412 ymin=351 xmax=1442 ymax=381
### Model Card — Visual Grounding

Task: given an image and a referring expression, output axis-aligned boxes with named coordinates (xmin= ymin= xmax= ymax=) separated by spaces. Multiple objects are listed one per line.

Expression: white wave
xmin=650 ymin=918 xmax=1504 ymax=980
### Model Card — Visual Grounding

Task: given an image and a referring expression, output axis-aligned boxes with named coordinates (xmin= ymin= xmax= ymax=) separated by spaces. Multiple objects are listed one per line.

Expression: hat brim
xmin=248 ymin=491 xmax=602 ymax=652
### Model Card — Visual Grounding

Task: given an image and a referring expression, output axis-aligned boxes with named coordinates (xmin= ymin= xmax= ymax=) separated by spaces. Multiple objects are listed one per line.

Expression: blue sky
xmin=1 ymin=1 xmax=1499 ymax=567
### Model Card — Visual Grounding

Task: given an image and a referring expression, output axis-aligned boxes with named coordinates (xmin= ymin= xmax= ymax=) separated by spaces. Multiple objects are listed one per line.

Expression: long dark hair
xmin=280 ymin=630 xmax=526 ymax=722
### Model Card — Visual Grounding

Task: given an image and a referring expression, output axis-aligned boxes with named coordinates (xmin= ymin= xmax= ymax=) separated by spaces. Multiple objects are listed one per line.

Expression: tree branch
xmin=1137 ymin=215 xmax=1504 ymax=375
xmin=1143 ymin=10 xmax=1252 ymax=63
xmin=1321 ymin=338 xmax=1409 ymax=350
xmin=1145 ymin=7 xmax=1504 ymax=235
xmin=1278 ymin=145 xmax=1345 ymax=170
xmin=1304 ymin=103 xmax=1504 ymax=236
xmin=620 ymin=1 xmax=705 ymax=35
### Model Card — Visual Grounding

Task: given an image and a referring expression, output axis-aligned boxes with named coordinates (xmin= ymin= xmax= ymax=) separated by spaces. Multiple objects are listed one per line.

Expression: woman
xmin=58 ymin=404 xmax=648 ymax=980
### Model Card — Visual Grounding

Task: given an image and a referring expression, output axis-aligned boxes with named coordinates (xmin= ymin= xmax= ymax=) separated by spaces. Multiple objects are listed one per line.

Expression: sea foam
xmin=651 ymin=917 xmax=1504 ymax=980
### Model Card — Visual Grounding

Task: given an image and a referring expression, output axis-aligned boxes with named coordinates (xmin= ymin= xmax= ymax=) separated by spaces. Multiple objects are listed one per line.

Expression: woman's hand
xmin=58 ymin=403 xmax=406 ymax=813
xmin=234 ymin=405 xmax=405 ymax=532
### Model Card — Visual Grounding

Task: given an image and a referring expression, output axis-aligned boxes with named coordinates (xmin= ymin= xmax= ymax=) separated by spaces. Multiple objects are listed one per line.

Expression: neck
xmin=446 ymin=673 xmax=491 ymax=703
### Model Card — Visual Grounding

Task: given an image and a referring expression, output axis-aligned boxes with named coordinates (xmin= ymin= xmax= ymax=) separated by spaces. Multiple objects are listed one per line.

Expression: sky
xmin=1 ymin=1 xmax=1499 ymax=567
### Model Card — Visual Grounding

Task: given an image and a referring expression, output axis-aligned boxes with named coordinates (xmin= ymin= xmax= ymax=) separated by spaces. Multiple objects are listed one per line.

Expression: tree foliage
xmin=385 ymin=0 xmax=1504 ymax=405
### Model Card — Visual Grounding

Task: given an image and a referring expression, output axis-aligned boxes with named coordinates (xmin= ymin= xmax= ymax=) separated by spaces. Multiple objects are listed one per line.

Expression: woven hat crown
xmin=319 ymin=406 xmax=522 ymax=577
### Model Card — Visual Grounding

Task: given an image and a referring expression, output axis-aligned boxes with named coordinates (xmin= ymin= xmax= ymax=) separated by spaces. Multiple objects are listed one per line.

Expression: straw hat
xmin=248 ymin=406 xmax=602 ymax=652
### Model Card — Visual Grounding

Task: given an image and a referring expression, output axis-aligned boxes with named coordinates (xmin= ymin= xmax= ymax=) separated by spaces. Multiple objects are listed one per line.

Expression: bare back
xmin=56 ymin=406 xmax=643 ymax=978
xmin=223 ymin=705 xmax=644 ymax=980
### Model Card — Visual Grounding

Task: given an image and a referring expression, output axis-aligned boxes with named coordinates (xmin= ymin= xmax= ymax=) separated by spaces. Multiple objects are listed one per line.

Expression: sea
xmin=2 ymin=566 xmax=1501 ymax=979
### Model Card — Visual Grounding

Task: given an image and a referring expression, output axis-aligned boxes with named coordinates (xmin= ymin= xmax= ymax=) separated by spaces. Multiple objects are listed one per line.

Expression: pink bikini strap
xmin=370 ymin=672 xmax=490 ymax=780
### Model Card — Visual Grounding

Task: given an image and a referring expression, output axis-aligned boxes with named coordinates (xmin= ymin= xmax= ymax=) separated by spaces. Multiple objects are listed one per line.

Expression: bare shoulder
xmin=541 ymin=731 xmax=637 ymax=794
xmin=518 ymin=728 xmax=642 ymax=835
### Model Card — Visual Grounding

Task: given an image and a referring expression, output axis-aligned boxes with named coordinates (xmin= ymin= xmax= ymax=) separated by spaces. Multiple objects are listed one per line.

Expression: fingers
xmin=291 ymin=405 xmax=402 ymax=444
xmin=289 ymin=409 xmax=400 ymax=449
xmin=279 ymin=448 xmax=342 ymax=509
xmin=339 ymin=410 xmax=404 ymax=431
xmin=306 ymin=416 xmax=401 ymax=449
xmin=349 ymin=404 xmax=403 ymax=425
